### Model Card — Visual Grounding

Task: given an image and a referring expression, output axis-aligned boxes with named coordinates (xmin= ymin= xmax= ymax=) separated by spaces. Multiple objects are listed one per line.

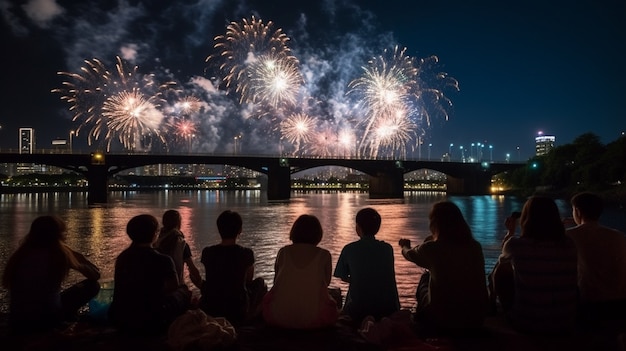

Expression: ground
xmin=1 ymin=311 xmax=625 ymax=351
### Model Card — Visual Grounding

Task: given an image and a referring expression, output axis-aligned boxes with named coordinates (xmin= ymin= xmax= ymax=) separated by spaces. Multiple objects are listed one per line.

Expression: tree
xmin=502 ymin=132 xmax=625 ymax=195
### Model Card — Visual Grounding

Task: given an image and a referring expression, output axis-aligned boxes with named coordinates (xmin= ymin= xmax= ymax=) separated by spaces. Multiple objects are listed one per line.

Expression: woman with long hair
xmin=492 ymin=196 xmax=578 ymax=334
xmin=2 ymin=215 xmax=100 ymax=334
xmin=399 ymin=201 xmax=489 ymax=334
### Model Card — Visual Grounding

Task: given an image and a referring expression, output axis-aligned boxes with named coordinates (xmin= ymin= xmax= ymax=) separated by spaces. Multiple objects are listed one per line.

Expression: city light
xmin=69 ymin=130 xmax=75 ymax=153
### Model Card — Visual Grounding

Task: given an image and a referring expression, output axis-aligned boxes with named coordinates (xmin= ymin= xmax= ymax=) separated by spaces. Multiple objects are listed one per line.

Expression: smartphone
xmin=511 ymin=211 xmax=521 ymax=219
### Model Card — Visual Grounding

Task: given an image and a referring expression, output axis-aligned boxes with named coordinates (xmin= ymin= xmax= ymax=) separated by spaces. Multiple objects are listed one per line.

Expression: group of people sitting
xmin=2 ymin=191 xmax=625 ymax=341
xmin=489 ymin=192 xmax=626 ymax=334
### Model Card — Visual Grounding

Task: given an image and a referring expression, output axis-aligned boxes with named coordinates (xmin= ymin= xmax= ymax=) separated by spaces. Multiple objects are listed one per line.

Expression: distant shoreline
xmin=2 ymin=185 xmax=623 ymax=206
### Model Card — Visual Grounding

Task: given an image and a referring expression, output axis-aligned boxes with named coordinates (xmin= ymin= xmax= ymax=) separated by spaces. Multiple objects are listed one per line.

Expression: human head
xmin=520 ymin=196 xmax=565 ymax=240
xmin=356 ymin=208 xmax=381 ymax=237
xmin=570 ymin=192 xmax=603 ymax=223
xmin=216 ymin=210 xmax=243 ymax=239
xmin=127 ymin=214 xmax=159 ymax=244
xmin=162 ymin=210 xmax=182 ymax=230
xmin=289 ymin=214 xmax=323 ymax=245
xmin=24 ymin=215 xmax=67 ymax=247
xmin=428 ymin=201 xmax=473 ymax=242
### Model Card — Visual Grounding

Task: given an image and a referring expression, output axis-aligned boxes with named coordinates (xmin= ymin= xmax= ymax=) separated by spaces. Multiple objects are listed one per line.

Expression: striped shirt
xmin=500 ymin=236 xmax=578 ymax=333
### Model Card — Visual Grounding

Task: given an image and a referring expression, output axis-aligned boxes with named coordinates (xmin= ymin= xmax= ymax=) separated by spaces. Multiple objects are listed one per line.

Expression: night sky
xmin=1 ymin=0 xmax=624 ymax=161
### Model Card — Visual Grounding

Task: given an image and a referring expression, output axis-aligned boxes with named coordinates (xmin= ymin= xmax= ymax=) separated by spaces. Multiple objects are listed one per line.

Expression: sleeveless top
xmin=263 ymin=244 xmax=337 ymax=329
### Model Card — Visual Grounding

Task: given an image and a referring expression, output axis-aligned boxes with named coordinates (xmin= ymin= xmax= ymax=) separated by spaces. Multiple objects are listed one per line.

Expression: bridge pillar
xmin=446 ymin=172 xmax=492 ymax=195
xmin=369 ymin=167 xmax=404 ymax=199
xmin=86 ymin=165 xmax=109 ymax=204
xmin=266 ymin=159 xmax=291 ymax=201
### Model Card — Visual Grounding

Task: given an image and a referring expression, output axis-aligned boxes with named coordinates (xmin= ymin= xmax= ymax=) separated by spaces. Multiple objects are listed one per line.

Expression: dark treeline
xmin=502 ymin=133 xmax=626 ymax=201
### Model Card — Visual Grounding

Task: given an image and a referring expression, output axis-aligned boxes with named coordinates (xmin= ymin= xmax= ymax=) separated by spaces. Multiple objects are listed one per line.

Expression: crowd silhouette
xmin=3 ymin=192 xmax=626 ymax=348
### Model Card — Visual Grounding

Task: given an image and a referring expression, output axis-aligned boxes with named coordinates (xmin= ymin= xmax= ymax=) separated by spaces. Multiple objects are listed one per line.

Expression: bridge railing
xmin=0 ymin=148 xmax=522 ymax=164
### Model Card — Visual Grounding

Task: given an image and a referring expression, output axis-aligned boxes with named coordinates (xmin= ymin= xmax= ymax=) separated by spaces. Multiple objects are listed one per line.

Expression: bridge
xmin=0 ymin=152 xmax=525 ymax=204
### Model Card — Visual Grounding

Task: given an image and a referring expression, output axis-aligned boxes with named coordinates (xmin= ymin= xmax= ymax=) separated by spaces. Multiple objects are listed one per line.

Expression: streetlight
xmin=470 ymin=143 xmax=475 ymax=161
xmin=417 ymin=136 xmax=422 ymax=159
xmin=69 ymin=130 xmax=75 ymax=153
xmin=516 ymin=146 xmax=520 ymax=162
xmin=428 ymin=143 xmax=432 ymax=160
xmin=188 ymin=134 xmax=195 ymax=154
xmin=506 ymin=153 xmax=510 ymax=163
xmin=449 ymin=143 xmax=453 ymax=161
xmin=489 ymin=145 xmax=493 ymax=162
xmin=459 ymin=145 xmax=464 ymax=162
xmin=234 ymin=135 xmax=241 ymax=155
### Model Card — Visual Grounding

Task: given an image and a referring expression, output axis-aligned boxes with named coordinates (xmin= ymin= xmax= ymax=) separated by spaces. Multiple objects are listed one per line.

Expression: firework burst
xmin=309 ymin=127 xmax=338 ymax=158
xmin=102 ymin=90 xmax=164 ymax=150
xmin=413 ymin=55 xmax=460 ymax=125
xmin=337 ymin=129 xmax=356 ymax=158
xmin=165 ymin=117 xmax=197 ymax=152
xmin=349 ymin=46 xmax=457 ymax=158
xmin=208 ymin=16 xmax=302 ymax=111
xmin=173 ymin=95 xmax=202 ymax=115
xmin=349 ymin=46 xmax=418 ymax=157
xmin=369 ymin=111 xmax=415 ymax=159
xmin=248 ymin=55 xmax=302 ymax=108
xmin=280 ymin=113 xmax=316 ymax=155
xmin=52 ymin=56 xmax=175 ymax=151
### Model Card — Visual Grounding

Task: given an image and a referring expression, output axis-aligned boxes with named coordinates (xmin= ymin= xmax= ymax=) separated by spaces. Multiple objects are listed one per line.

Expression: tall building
xmin=19 ymin=128 xmax=35 ymax=154
xmin=17 ymin=128 xmax=36 ymax=174
xmin=535 ymin=132 xmax=555 ymax=156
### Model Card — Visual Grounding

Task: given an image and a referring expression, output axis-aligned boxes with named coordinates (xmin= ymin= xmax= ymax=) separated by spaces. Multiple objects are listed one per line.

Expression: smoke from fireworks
xmin=53 ymin=14 xmax=457 ymax=158
xmin=52 ymin=56 xmax=176 ymax=151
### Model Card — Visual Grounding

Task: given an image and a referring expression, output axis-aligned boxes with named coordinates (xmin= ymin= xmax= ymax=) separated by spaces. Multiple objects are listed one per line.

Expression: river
xmin=1 ymin=190 xmax=625 ymax=313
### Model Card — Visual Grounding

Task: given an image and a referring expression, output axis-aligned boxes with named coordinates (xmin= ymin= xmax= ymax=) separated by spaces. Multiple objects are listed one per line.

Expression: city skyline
xmin=1 ymin=0 xmax=624 ymax=161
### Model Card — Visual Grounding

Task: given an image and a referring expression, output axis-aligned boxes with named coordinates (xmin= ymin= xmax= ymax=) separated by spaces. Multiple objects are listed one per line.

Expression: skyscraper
xmin=18 ymin=128 xmax=36 ymax=174
xmin=535 ymin=131 xmax=555 ymax=156
xmin=19 ymin=128 xmax=35 ymax=154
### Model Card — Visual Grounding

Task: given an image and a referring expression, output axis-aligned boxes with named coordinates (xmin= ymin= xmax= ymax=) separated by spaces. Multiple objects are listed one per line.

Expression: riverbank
xmin=502 ymin=184 xmax=626 ymax=207
xmin=2 ymin=310 xmax=625 ymax=351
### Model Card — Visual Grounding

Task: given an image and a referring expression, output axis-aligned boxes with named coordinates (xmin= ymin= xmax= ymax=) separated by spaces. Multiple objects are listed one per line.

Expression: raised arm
xmin=501 ymin=215 xmax=519 ymax=247
xmin=398 ymin=238 xmax=431 ymax=268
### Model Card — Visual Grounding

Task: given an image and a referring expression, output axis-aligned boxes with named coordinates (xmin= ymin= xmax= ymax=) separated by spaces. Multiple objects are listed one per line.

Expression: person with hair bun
xmin=109 ymin=214 xmax=190 ymax=335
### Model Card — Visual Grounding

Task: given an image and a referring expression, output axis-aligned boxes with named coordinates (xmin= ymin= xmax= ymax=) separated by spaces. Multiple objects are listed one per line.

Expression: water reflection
xmin=1 ymin=191 xmax=624 ymax=314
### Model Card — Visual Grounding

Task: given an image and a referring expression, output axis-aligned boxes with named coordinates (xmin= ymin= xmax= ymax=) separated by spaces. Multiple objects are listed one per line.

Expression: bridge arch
xmin=0 ymin=152 xmax=524 ymax=203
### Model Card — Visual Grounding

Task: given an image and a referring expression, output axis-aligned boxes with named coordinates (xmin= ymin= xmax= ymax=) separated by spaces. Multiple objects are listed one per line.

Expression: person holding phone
xmin=398 ymin=201 xmax=489 ymax=334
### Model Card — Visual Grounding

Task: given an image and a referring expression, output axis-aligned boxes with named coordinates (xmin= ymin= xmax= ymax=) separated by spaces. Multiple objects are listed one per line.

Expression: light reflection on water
xmin=1 ymin=190 xmax=623 ymax=314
